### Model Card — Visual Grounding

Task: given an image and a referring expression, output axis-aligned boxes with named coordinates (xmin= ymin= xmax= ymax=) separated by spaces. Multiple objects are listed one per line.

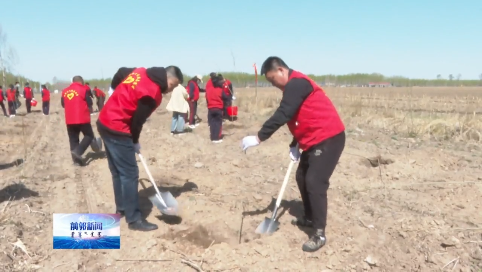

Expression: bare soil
xmin=0 ymin=90 xmax=481 ymax=272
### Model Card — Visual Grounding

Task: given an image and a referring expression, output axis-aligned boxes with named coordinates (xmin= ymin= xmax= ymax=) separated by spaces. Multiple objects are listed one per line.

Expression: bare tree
xmin=0 ymin=25 xmax=18 ymax=86
xmin=456 ymin=74 xmax=461 ymax=80
xmin=436 ymin=74 xmax=442 ymax=79
xmin=448 ymin=74 xmax=454 ymax=81
xmin=479 ymin=74 xmax=482 ymax=80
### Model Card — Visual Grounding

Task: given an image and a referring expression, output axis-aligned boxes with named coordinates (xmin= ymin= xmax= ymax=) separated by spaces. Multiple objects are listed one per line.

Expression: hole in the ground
xmin=163 ymin=224 xmax=238 ymax=249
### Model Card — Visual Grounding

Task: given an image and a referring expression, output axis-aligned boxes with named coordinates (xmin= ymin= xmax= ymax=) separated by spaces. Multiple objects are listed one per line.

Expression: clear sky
xmin=1 ymin=0 xmax=481 ymax=83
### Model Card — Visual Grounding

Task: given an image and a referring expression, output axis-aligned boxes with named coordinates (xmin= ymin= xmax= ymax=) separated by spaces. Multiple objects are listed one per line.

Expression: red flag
xmin=253 ymin=63 xmax=258 ymax=84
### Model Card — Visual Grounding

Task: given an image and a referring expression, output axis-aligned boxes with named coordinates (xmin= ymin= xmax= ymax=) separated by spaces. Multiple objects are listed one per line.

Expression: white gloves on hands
xmin=241 ymin=136 xmax=260 ymax=152
xmin=108 ymin=87 xmax=114 ymax=96
xmin=232 ymin=96 xmax=236 ymax=100
xmin=289 ymin=144 xmax=301 ymax=161
xmin=134 ymin=143 xmax=141 ymax=154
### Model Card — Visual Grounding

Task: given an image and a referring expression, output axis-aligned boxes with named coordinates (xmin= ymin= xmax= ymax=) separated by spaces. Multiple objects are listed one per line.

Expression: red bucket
xmin=226 ymin=106 xmax=238 ymax=117
xmin=31 ymin=99 xmax=38 ymax=107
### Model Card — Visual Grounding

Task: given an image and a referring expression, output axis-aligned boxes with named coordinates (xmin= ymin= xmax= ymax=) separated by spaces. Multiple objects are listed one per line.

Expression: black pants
xmin=208 ymin=108 xmax=223 ymax=141
xmin=42 ymin=101 xmax=50 ymax=115
xmin=188 ymin=100 xmax=198 ymax=125
xmin=67 ymin=123 xmax=95 ymax=162
xmin=296 ymin=131 xmax=345 ymax=229
xmin=7 ymin=101 xmax=16 ymax=115
xmin=0 ymin=101 xmax=7 ymax=116
xmin=97 ymin=97 xmax=105 ymax=112
xmin=25 ymin=98 xmax=32 ymax=113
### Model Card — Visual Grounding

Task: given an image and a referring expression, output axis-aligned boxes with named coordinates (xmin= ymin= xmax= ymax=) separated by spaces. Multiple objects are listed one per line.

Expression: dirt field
xmin=0 ymin=87 xmax=481 ymax=272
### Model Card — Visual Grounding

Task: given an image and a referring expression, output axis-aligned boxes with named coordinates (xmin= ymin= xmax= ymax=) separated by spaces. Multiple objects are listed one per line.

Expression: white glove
xmin=289 ymin=144 xmax=301 ymax=161
xmin=108 ymin=87 xmax=114 ymax=96
xmin=241 ymin=136 xmax=260 ymax=152
xmin=232 ymin=96 xmax=236 ymax=100
xmin=134 ymin=143 xmax=141 ymax=154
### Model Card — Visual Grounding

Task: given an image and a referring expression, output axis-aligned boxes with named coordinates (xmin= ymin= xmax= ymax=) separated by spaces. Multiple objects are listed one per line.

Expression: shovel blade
xmin=90 ymin=137 xmax=103 ymax=152
xmin=255 ymin=218 xmax=280 ymax=234
xmin=148 ymin=191 xmax=179 ymax=216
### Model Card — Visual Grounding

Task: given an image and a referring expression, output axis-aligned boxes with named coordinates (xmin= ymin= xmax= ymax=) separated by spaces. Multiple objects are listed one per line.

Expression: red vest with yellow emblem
xmin=98 ymin=67 xmax=163 ymax=134
xmin=62 ymin=82 xmax=90 ymax=124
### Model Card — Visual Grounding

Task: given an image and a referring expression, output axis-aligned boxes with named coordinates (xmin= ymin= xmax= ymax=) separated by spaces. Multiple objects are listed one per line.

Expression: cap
xmin=195 ymin=75 xmax=203 ymax=83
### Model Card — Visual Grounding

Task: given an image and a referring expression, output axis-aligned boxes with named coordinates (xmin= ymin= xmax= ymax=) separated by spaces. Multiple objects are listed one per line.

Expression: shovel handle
xmin=138 ymin=153 xmax=167 ymax=207
xmin=274 ymin=160 xmax=296 ymax=208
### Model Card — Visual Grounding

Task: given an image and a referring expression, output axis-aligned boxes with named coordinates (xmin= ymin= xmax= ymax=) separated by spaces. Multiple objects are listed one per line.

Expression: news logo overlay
xmin=53 ymin=213 xmax=120 ymax=249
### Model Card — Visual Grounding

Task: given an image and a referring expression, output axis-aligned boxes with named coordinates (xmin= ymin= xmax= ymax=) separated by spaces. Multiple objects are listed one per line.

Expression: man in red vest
xmin=62 ymin=76 xmax=102 ymax=166
xmin=7 ymin=84 xmax=17 ymax=117
xmin=41 ymin=85 xmax=50 ymax=115
xmin=97 ymin=66 xmax=183 ymax=231
xmin=0 ymin=85 xmax=7 ymax=117
xmin=23 ymin=82 xmax=34 ymax=113
xmin=93 ymin=86 xmax=106 ymax=111
xmin=206 ymin=75 xmax=229 ymax=143
xmin=241 ymin=56 xmax=346 ymax=253
xmin=186 ymin=75 xmax=202 ymax=129
xmin=218 ymin=74 xmax=233 ymax=118
xmin=85 ymin=82 xmax=94 ymax=114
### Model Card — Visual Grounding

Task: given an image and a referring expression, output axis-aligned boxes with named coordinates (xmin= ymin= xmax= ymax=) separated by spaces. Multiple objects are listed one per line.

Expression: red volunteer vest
xmin=24 ymin=87 xmax=33 ymax=99
xmin=205 ymin=79 xmax=213 ymax=90
xmin=205 ymin=84 xmax=223 ymax=109
xmin=222 ymin=79 xmax=232 ymax=96
xmin=187 ymin=80 xmax=200 ymax=101
xmin=62 ymin=82 xmax=91 ymax=124
xmin=0 ymin=89 xmax=3 ymax=102
xmin=42 ymin=88 xmax=50 ymax=102
xmin=7 ymin=89 xmax=16 ymax=102
xmin=286 ymin=71 xmax=345 ymax=151
xmin=94 ymin=88 xmax=105 ymax=97
xmin=98 ymin=67 xmax=163 ymax=134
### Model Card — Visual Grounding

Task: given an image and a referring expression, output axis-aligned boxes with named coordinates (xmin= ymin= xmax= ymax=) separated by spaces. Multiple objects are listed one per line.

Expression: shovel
xmin=137 ymin=153 xmax=180 ymax=216
xmin=255 ymin=160 xmax=296 ymax=234
xmin=90 ymin=137 xmax=103 ymax=152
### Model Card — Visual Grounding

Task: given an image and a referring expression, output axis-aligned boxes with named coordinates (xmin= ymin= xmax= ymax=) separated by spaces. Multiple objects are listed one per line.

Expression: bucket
xmin=226 ymin=106 xmax=238 ymax=117
xmin=31 ymin=99 xmax=38 ymax=107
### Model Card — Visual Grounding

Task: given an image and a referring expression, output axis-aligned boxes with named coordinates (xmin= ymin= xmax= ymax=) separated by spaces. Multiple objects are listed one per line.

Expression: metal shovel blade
xmin=255 ymin=217 xmax=280 ymax=234
xmin=148 ymin=191 xmax=179 ymax=216
xmin=90 ymin=137 xmax=103 ymax=152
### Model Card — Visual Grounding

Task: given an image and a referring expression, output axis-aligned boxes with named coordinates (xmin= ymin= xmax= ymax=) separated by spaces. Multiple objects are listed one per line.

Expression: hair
xmin=85 ymin=82 xmax=90 ymax=85
xmin=212 ymin=74 xmax=224 ymax=88
xmin=41 ymin=84 xmax=46 ymax=89
xmin=165 ymin=66 xmax=184 ymax=84
xmin=25 ymin=82 xmax=29 ymax=86
xmin=72 ymin=76 xmax=84 ymax=84
xmin=9 ymin=84 xmax=14 ymax=89
xmin=94 ymin=86 xmax=97 ymax=88
xmin=209 ymin=72 xmax=216 ymax=78
xmin=260 ymin=56 xmax=289 ymax=75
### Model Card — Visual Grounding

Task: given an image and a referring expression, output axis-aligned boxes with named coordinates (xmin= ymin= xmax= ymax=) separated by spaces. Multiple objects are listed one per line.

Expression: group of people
xmin=165 ymin=73 xmax=234 ymax=142
xmin=0 ymin=82 xmax=52 ymax=117
xmin=60 ymin=57 xmax=346 ymax=253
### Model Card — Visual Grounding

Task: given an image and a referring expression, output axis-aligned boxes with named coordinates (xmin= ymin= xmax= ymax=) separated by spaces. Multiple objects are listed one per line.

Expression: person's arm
xmin=130 ymin=96 xmax=157 ymax=143
xmin=111 ymin=67 xmax=136 ymax=90
xmin=257 ymin=78 xmax=313 ymax=142
xmin=188 ymin=82 xmax=195 ymax=100
xmin=61 ymin=97 xmax=65 ymax=108
xmin=85 ymin=94 xmax=93 ymax=108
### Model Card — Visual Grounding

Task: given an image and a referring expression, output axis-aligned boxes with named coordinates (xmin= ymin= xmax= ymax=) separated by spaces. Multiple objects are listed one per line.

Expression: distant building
xmin=368 ymin=82 xmax=392 ymax=87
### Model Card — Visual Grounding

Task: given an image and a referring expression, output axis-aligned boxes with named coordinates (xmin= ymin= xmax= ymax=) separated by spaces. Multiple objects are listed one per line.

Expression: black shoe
xmin=302 ymin=229 xmax=326 ymax=252
xmin=71 ymin=151 xmax=83 ymax=161
xmin=291 ymin=216 xmax=314 ymax=228
xmin=115 ymin=210 xmax=125 ymax=218
xmin=128 ymin=219 xmax=158 ymax=231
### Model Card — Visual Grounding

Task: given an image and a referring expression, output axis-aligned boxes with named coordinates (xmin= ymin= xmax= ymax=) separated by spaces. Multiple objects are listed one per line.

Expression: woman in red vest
xmin=6 ymin=84 xmax=17 ymax=117
xmin=186 ymin=75 xmax=203 ymax=129
xmin=241 ymin=56 xmax=346 ymax=253
xmin=23 ymin=82 xmax=34 ymax=113
xmin=93 ymin=86 xmax=106 ymax=111
xmin=206 ymin=74 xmax=229 ymax=143
xmin=0 ymin=85 xmax=7 ymax=117
xmin=41 ymin=85 xmax=50 ymax=115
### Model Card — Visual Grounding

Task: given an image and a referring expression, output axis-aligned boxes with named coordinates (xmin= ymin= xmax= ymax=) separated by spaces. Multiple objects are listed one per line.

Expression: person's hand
xmin=134 ymin=143 xmax=141 ymax=154
xmin=232 ymin=96 xmax=236 ymax=100
xmin=241 ymin=136 xmax=260 ymax=152
xmin=289 ymin=144 xmax=301 ymax=161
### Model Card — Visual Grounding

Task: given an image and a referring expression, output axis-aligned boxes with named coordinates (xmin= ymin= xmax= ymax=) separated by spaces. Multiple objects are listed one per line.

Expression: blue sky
xmin=1 ymin=0 xmax=481 ymax=83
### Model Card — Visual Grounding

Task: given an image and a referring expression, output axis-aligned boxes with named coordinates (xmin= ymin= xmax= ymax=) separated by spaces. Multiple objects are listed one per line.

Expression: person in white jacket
xmin=166 ymin=84 xmax=190 ymax=135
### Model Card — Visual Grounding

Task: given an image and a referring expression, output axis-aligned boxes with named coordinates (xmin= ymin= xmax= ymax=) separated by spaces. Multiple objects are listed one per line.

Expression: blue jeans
xmin=171 ymin=112 xmax=185 ymax=132
xmin=100 ymin=133 xmax=141 ymax=223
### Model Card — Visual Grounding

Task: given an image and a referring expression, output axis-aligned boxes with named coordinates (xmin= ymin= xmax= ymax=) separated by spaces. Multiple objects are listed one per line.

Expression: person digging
xmin=241 ymin=56 xmax=346 ymax=253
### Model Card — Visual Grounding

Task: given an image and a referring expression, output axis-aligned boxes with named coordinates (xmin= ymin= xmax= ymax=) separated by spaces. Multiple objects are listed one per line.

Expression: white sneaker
xmin=10 ymin=115 xmax=15 ymax=118
xmin=188 ymin=125 xmax=195 ymax=129
xmin=212 ymin=140 xmax=223 ymax=143
xmin=194 ymin=123 xmax=200 ymax=127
